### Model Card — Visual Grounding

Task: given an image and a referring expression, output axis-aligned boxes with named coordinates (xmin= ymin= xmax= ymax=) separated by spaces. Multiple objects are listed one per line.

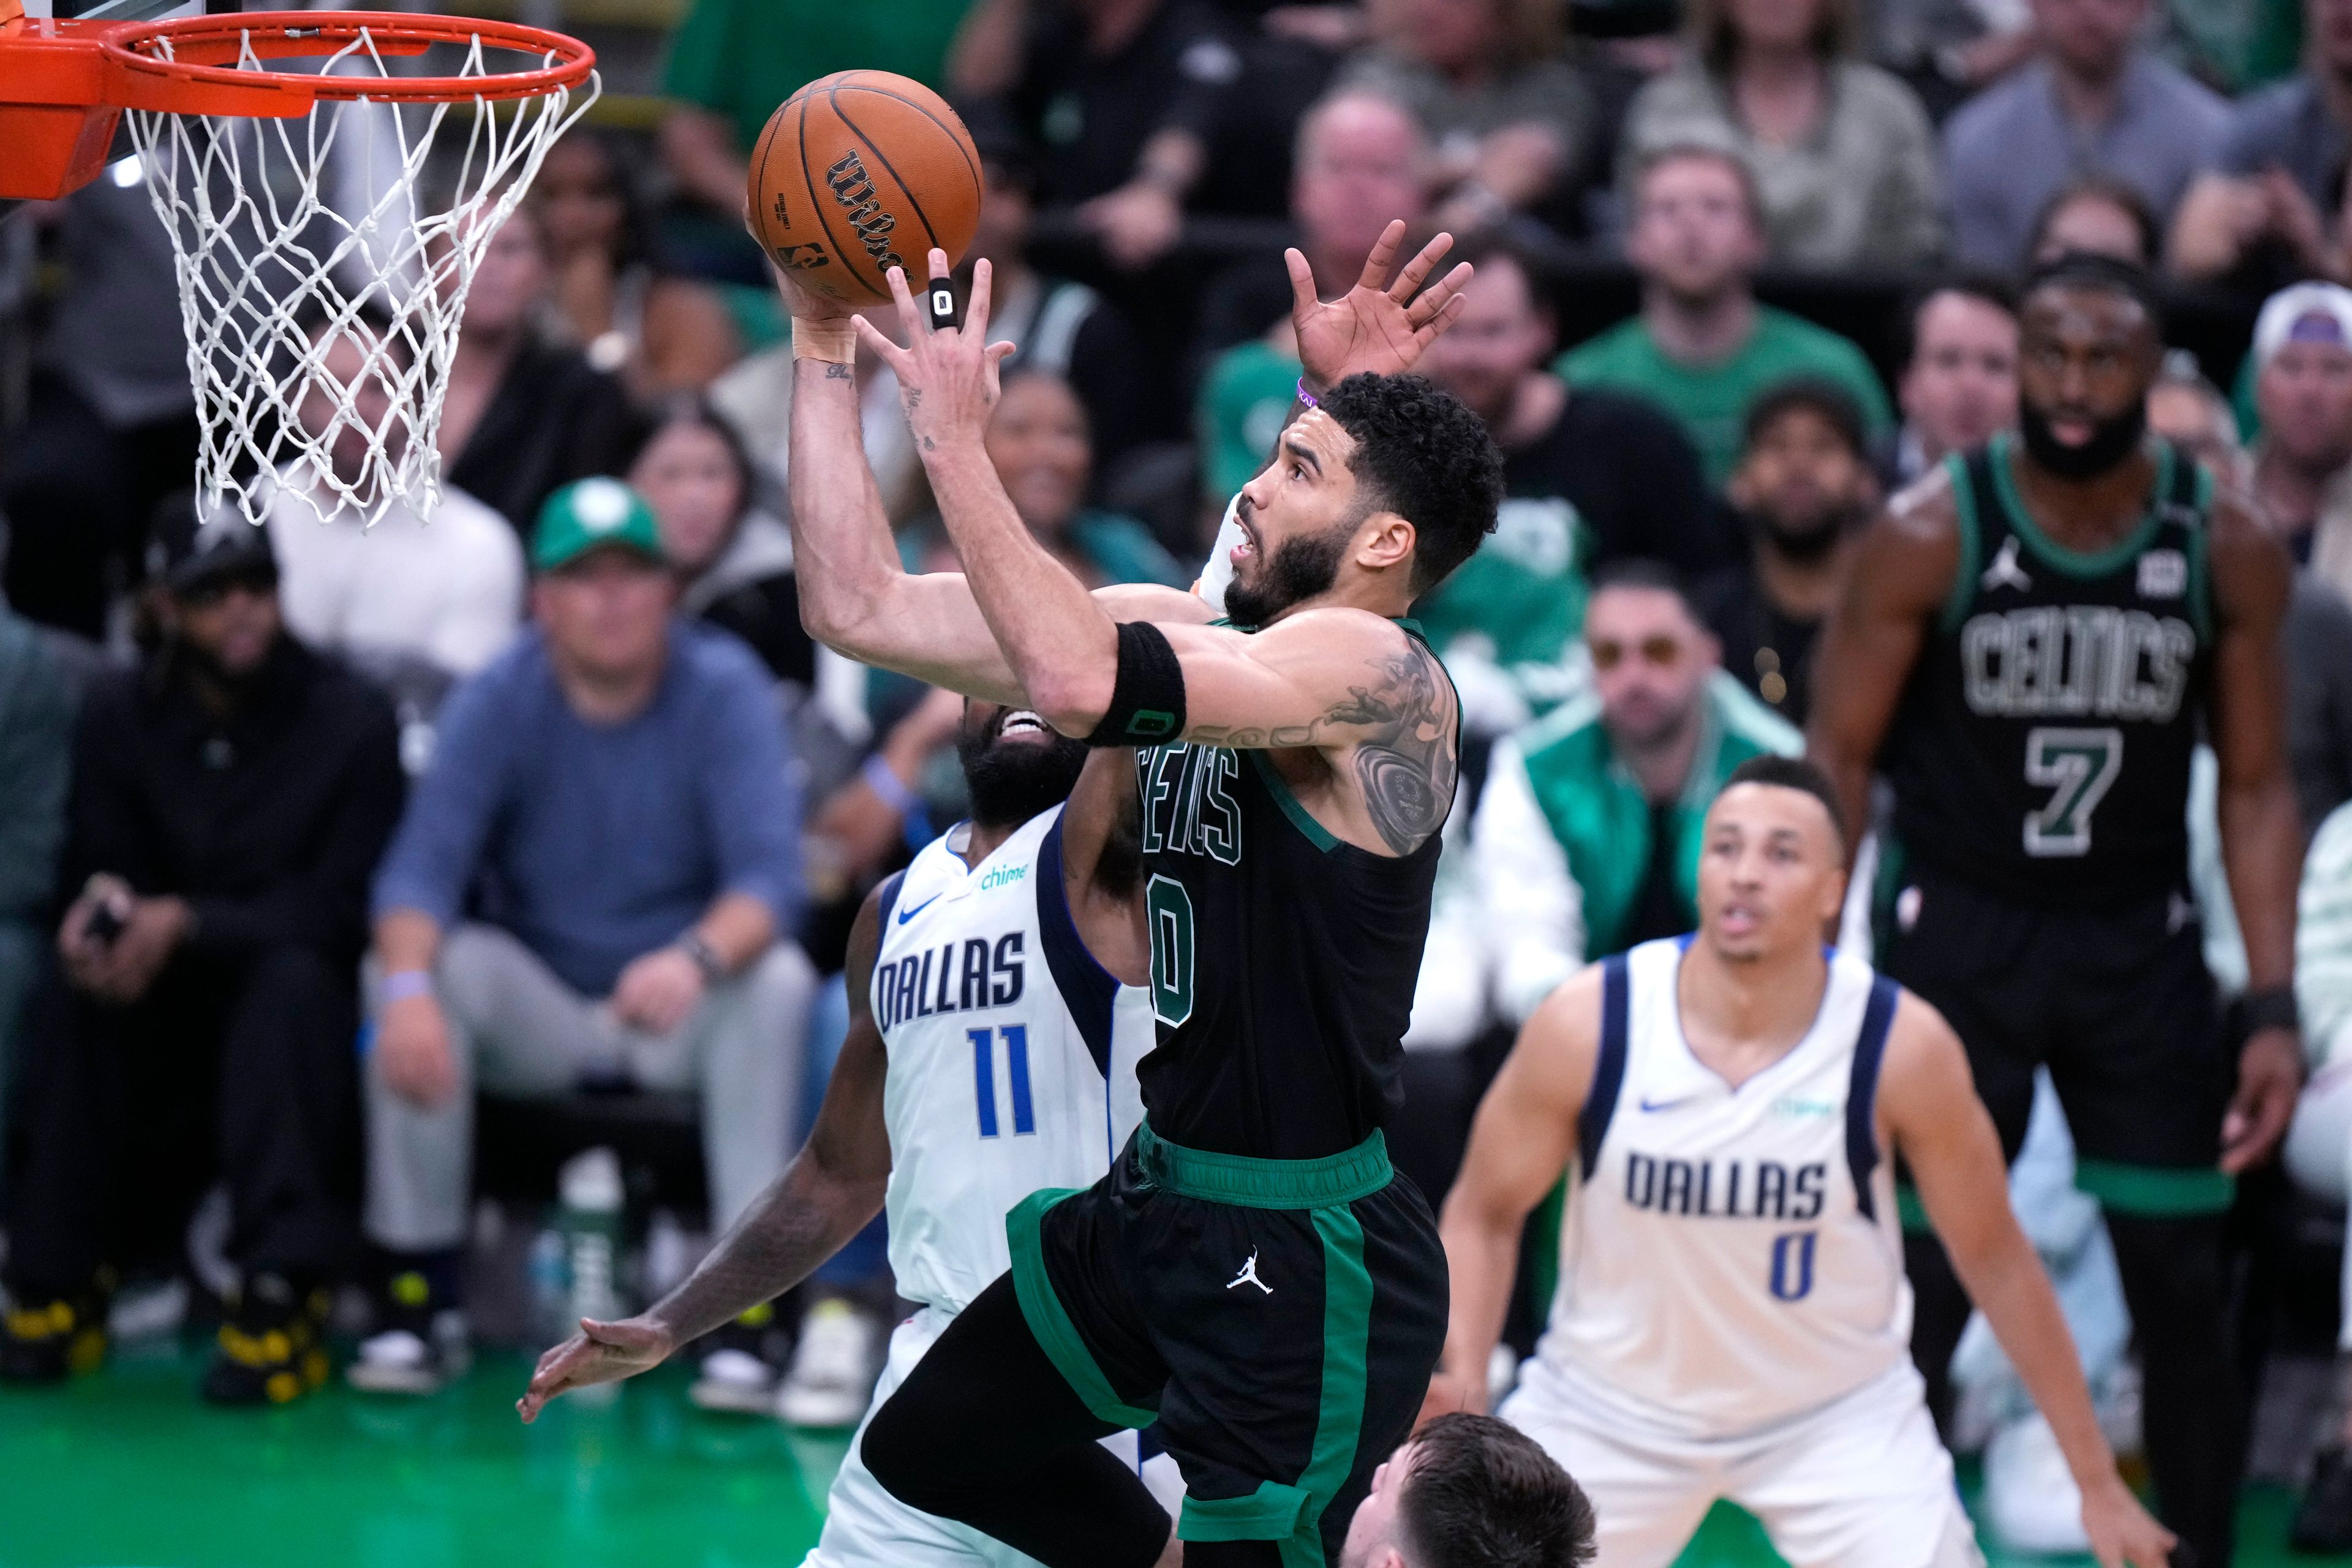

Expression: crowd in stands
xmin=18 ymin=0 xmax=2352 ymax=1553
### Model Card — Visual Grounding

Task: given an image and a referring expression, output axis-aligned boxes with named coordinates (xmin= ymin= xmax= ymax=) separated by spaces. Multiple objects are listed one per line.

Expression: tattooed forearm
xmin=646 ymin=1158 xmax=883 ymax=1345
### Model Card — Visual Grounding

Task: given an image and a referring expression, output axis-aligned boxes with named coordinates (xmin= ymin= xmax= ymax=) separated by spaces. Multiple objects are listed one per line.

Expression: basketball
xmin=746 ymin=70 xmax=984 ymax=307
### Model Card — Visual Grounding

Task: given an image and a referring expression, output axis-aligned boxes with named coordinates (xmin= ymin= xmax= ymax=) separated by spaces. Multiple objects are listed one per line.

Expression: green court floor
xmin=0 ymin=1343 xmax=2345 ymax=1568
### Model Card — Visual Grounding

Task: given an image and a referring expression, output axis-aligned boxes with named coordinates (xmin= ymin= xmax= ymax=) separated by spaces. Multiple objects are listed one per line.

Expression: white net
xmin=125 ymin=25 xmax=597 ymax=527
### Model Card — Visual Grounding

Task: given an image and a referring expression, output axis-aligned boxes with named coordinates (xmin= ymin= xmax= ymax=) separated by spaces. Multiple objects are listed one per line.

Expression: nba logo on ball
xmin=748 ymin=72 xmax=982 ymax=306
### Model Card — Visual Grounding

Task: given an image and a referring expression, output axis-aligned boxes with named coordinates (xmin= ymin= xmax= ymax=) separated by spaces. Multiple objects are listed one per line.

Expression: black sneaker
xmin=688 ymin=1300 xmax=784 ymax=1415
xmin=0 ymin=1291 xmax=108 ymax=1384
xmin=2297 ymin=1446 xmax=2352 ymax=1552
xmin=201 ymin=1275 xmax=329 ymax=1406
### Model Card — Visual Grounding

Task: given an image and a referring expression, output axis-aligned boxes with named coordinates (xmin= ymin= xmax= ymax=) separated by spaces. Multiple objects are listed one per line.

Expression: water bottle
xmin=555 ymin=1147 xmax=626 ymax=1403
xmin=527 ymin=1227 xmax=569 ymax=1346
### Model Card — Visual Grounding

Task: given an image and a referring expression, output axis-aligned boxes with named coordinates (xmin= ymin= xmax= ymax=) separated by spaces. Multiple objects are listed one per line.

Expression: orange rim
xmin=100 ymin=10 xmax=594 ymax=112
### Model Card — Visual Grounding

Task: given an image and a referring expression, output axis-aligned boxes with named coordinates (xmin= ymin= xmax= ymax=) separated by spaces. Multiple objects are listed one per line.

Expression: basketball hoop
xmin=0 ymin=7 xmax=598 ymax=526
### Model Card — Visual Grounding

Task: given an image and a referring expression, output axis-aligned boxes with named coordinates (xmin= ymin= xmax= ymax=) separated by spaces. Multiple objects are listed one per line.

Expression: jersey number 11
xmin=970 ymin=1025 xmax=1036 ymax=1137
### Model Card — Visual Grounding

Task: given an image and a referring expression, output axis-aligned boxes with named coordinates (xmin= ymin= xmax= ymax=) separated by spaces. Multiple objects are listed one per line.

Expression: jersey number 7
xmin=970 ymin=1025 xmax=1036 ymax=1137
xmin=2022 ymin=726 xmax=2124 ymax=858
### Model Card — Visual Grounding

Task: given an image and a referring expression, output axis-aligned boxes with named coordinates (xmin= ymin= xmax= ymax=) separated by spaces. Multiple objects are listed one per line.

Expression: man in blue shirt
xmin=1942 ymin=0 xmax=2230 ymax=270
xmin=353 ymin=479 xmax=813 ymax=1401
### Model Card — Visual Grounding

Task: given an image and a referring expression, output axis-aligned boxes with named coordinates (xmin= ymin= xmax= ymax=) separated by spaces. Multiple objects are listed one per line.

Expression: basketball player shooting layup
xmin=764 ymin=225 xmax=1499 ymax=1568
xmin=1434 ymin=758 xmax=2175 ymax=1568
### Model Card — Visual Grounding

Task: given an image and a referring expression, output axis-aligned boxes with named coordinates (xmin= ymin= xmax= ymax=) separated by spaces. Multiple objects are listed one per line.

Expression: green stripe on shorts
xmin=1296 ymin=1206 xmax=1374 ymax=1568
xmin=1174 ymin=1204 xmax=1378 ymax=1567
xmin=1004 ymin=1188 xmax=1158 ymax=1430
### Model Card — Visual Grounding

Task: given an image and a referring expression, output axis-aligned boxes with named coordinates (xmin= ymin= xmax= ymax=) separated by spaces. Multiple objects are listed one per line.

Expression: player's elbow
xmin=1028 ymin=668 xmax=1114 ymax=740
xmin=797 ymin=589 xmax=861 ymax=651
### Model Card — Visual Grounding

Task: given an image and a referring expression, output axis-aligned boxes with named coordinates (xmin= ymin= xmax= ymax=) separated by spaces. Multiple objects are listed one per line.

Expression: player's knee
xmin=858 ymin=1387 xmax=961 ymax=1516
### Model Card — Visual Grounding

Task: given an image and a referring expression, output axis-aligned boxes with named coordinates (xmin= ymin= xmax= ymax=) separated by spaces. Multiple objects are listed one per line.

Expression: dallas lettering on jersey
xmin=873 ymin=933 xmax=1025 ymax=1032
xmin=1135 ymin=744 xmax=1243 ymax=864
xmin=1622 ymin=1152 xmax=1826 ymax=1221
xmin=1960 ymin=606 xmax=2194 ymax=722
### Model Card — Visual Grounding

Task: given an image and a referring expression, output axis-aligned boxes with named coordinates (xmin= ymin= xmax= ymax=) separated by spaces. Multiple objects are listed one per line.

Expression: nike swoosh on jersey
xmin=1637 ymin=1095 xmax=1696 ymax=1113
xmin=895 ymin=892 xmax=944 ymax=925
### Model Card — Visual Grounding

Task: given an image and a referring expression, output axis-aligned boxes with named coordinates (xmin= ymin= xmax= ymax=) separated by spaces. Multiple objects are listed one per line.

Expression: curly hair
xmin=1319 ymin=372 xmax=1504 ymax=594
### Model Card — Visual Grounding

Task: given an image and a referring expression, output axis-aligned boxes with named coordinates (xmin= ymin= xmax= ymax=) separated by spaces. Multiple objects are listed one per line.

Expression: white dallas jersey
xmin=1539 ymin=938 xmax=1910 ymax=1438
xmin=871 ymin=807 xmax=1151 ymax=1315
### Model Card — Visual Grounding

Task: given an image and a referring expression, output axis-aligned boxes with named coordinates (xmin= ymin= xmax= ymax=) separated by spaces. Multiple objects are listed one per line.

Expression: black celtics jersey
xmin=1129 ymin=628 xmax=1448 ymax=1160
xmin=1885 ymin=433 xmax=2214 ymax=906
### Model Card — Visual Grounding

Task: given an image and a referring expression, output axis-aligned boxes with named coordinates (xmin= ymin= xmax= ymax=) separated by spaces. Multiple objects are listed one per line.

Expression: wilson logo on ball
xmin=825 ymin=152 xmax=908 ymax=276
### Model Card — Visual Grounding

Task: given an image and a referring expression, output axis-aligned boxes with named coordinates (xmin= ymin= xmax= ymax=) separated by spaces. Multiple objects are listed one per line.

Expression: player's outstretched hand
xmin=516 ymin=1314 xmax=675 ymax=1422
xmin=856 ymin=250 xmax=1017 ymax=455
xmin=2079 ymin=1472 xmax=2177 ymax=1568
xmin=1289 ymin=218 xmax=1473 ymax=388
xmin=2222 ymin=1025 xmax=2302 ymax=1174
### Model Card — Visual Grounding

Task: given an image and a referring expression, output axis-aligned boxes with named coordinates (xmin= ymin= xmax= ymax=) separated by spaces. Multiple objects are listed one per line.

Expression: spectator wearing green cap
xmin=355 ymin=478 xmax=816 ymax=1404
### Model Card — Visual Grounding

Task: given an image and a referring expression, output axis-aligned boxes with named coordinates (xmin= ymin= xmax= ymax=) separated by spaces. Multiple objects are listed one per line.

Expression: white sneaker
xmin=777 ymin=1298 xmax=881 ymax=1428
xmin=1983 ymin=1411 xmax=2090 ymax=1555
xmin=345 ymin=1312 xmax=469 ymax=1396
xmin=690 ymin=1346 xmax=781 ymax=1414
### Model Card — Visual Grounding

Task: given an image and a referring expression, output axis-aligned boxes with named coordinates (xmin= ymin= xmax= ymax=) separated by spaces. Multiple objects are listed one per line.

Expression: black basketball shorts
xmin=1006 ymin=1122 xmax=1449 ymax=1568
xmin=1877 ymin=861 xmax=2236 ymax=1218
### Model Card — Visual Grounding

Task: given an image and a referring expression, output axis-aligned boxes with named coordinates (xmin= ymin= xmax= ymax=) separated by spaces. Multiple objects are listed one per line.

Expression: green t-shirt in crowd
xmin=1197 ymin=339 xmax=1302 ymax=501
xmin=1556 ymin=306 xmax=1891 ymax=489
xmin=663 ymin=0 xmax=974 ymax=154
xmin=1412 ymin=495 xmax=1588 ymax=685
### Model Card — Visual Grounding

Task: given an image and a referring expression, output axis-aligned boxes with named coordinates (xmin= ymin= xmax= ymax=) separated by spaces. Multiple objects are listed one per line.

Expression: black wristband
xmin=1084 ymin=621 xmax=1187 ymax=747
xmin=2238 ymin=985 xmax=2299 ymax=1036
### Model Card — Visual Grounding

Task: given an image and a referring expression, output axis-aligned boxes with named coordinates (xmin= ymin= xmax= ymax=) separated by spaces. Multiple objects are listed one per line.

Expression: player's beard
xmin=2018 ymin=397 xmax=2147 ymax=480
xmin=958 ymin=727 xmax=1090 ymax=829
xmin=1753 ymin=499 xmax=1864 ymax=565
xmin=1224 ymin=521 xmax=1352 ymax=629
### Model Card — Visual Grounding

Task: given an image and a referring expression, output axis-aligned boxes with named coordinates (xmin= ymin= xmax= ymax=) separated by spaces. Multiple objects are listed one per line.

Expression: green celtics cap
xmin=532 ymin=477 xmax=665 ymax=573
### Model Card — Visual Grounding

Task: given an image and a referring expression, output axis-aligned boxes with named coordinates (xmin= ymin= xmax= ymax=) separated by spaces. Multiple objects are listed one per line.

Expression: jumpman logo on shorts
xmin=1226 ymin=1250 xmax=1272 ymax=1295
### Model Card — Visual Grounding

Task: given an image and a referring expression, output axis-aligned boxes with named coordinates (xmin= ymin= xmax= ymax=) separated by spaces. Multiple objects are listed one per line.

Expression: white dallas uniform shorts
xmin=804 ymin=1306 xmax=1180 ymax=1568
xmin=1500 ymin=1355 xmax=1984 ymax=1568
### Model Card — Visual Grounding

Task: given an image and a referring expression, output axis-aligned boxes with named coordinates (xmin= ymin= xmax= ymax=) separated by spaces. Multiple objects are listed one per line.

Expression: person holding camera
xmin=0 ymin=511 xmax=405 ymax=1406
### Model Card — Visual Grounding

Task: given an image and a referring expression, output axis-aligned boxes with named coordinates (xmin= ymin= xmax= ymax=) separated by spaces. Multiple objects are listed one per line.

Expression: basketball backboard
xmin=21 ymin=1 xmax=223 ymax=18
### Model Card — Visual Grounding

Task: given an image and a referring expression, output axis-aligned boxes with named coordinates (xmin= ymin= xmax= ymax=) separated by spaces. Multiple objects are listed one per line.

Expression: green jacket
xmin=1477 ymin=671 xmax=1801 ymax=1019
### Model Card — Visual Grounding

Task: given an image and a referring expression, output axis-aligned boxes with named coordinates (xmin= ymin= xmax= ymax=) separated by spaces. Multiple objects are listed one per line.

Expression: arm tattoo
xmin=1186 ymin=639 xmax=1458 ymax=854
xmin=1340 ymin=643 xmax=1457 ymax=854
xmin=649 ymin=1158 xmax=876 ymax=1344
xmin=824 ymin=363 xmax=854 ymax=381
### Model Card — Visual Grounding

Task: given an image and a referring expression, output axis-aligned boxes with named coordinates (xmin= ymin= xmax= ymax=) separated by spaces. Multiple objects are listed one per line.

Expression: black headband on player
xmin=1083 ymin=622 xmax=1188 ymax=747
